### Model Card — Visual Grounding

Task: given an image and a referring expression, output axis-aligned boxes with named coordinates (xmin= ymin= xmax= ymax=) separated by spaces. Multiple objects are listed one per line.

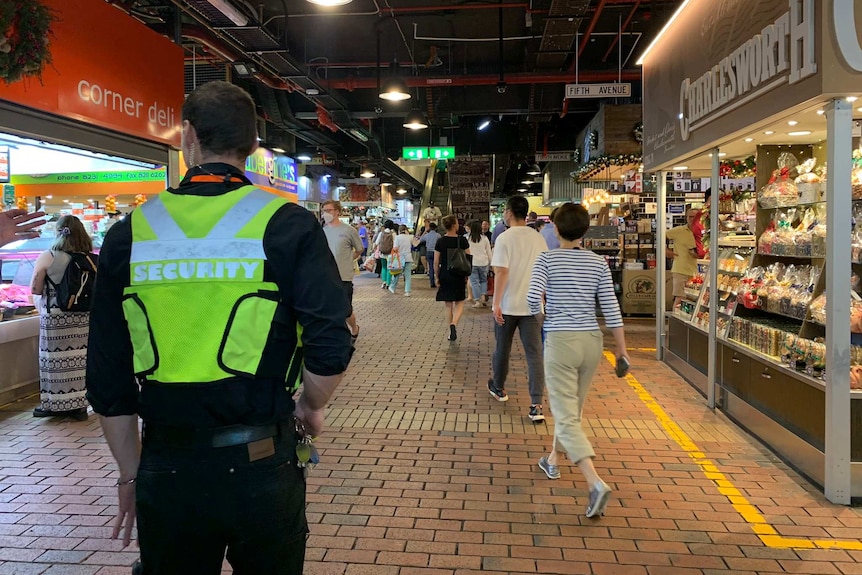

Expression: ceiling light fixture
xmin=635 ymin=0 xmax=692 ymax=65
xmin=272 ymin=147 xmax=286 ymax=154
xmin=296 ymin=154 xmax=312 ymax=162
xmin=672 ymin=166 xmax=688 ymax=170
xmin=402 ymin=110 xmax=429 ymax=130
xmin=516 ymin=186 xmax=528 ymax=192
xmin=307 ymin=0 xmax=353 ymax=5
xmin=360 ymin=165 xmax=375 ymax=178
xmin=764 ymin=130 xmax=775 ymax=135
xmin=817 ymin=109 xmax=825 ymax=115
xmin=204 ymin=0 xmax=249 ymax=26
xmin=379 ymin=62 xmax=411 ymax=101
xmin=788 ymin=130 xmax=812 ymax=136
xmin=396 ymin=186 xmax=407 ymax=194
xmin=349 ymin=128 xmax=370 ymax=142
xmin=787 ymin=120 xmax=798 ymax=126
xmin=477 ymin=119 xmax=491 ymax=131
xmin=744 ymin=137 xmax=754 ymax=142
xmin=848 ymin=96 xmax=859 ymax=102
xmin=526 ymin=162 xmax=542 ymax=176
xmin=232 ymin=62 xmax=256 ymax=78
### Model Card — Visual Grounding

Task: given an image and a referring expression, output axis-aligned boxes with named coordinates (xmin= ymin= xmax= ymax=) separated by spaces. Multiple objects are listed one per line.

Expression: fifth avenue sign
xmin=565 ymin=83 xmax=631 ymax=98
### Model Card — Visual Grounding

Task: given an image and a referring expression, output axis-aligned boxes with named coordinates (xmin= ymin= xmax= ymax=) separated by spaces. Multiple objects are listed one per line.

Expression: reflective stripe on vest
xmin=123 ymin=186 xmax=302 ymax=388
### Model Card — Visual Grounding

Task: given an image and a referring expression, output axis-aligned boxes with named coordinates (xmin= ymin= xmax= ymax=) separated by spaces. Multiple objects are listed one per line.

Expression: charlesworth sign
xmin=642 ymin=0 xmax=862 ymax=171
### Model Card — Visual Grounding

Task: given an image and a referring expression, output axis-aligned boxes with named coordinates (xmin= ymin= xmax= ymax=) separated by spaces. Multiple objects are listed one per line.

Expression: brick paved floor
xmin=0 ymin=270 xmax=860 ymax=574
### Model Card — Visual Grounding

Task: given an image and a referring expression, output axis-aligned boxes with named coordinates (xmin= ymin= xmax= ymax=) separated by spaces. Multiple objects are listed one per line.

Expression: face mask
xmin=322 ymin=212 xmax=335 ymax=224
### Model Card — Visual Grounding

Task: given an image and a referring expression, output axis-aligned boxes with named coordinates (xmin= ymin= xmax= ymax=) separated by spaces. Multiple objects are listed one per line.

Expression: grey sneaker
xmin=585 ymin=480 xmax=612 ymax=518
xmin=538 ymin=456 xmax=560 ymax=480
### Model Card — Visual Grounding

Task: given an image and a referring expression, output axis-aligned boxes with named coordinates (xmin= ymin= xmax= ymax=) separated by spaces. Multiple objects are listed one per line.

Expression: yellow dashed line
xmin=605 ymin=351 xmax=862 ymax=551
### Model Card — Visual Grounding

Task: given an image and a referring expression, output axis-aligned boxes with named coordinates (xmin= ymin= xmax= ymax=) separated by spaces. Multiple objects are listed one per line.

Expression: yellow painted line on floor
xmin=604 ymin=351 xmax=862 ymax=551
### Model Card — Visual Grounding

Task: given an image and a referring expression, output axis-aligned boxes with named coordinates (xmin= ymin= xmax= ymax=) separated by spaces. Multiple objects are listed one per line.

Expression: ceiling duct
xmin=535 ymin=0 xmax=591 ymax=70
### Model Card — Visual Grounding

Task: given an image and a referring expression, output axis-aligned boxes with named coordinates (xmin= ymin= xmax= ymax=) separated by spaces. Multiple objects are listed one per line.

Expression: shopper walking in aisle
xmin=436 ymin=215 xmax=471 ymax=341
xmin=389 ymin=224 xmax=414 ymax=296
xmin=527 ymin=202 xmax=629 ymax=519
xmin=322 ymin=200 xmax=364 ymax=342
xmin=490 ymin=218 xmax=508 ymax=246
xmin=666 ymin=209 xmax=700 ymax=309
xmin=488 ymin=196 xmax=547 ymax=422
xmin=377 ymin=221 xmax=396 ymax=289
xmin=86 ymin=81 xmax=350 ymax=575
xmin=0 ymin=208 xmax=44 ymax=246
xmin=481 ymin=220 xmax=492 ymax=242
xmin=357 ymin=220 xmax=369 ymax=265
xmin=420 ymin=222 xmax=441 ymax=287
xmin=541 ymin=207 xmax=561 ymax=250
xmin=29 ymin=215 xmax=95 ymax=421
xmin=467 ymin=220 xmax=493 ymax=308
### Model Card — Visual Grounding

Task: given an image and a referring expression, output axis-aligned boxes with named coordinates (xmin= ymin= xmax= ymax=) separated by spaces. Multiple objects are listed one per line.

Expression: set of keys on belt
xmin=294 ymin=419 xmax=319 ymax=477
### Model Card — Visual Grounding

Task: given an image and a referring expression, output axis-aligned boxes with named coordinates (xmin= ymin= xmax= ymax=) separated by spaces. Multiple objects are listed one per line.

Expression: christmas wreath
xmin=719 ymin=155 xmax=756 ymax=178
xmin=632 ymin=122 xmax=643 ymax=144
xmin=0 ymin=1 xmax=57 ymax=85
xmin=572 ymin=153 xmax=643 ymax=180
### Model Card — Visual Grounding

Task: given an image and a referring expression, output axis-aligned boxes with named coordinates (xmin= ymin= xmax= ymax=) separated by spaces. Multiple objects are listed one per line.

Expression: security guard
xmin=86 ymin=81 xmax=351 ymax=575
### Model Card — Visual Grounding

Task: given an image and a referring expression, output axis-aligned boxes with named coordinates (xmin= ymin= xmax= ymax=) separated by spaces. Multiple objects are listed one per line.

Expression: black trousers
xmin=136 ymin=428 xmax=307 ymax=575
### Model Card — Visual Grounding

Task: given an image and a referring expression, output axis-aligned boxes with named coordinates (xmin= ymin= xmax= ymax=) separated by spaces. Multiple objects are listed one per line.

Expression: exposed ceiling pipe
xmin=325 ymin=70 xmax=641 ymax=91
xmin=575 ymin=0 xmax=608 ymax=60
xmin=602 ymin=0 xmax=641 ymax=62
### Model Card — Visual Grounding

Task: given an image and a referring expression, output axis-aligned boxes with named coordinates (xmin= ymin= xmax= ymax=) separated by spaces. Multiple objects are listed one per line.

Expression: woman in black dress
xmin=436 ymin=215 xmax=471 ymax=341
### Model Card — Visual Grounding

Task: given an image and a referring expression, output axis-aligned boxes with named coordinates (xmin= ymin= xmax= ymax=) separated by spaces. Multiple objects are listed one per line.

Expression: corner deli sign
xmin=678 ymin=0 xmax=816 ymax=142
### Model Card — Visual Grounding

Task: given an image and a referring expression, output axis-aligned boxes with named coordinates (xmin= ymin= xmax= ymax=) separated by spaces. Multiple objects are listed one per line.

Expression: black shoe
xmin=448 ymin=324 xmax=457 ymax=341
xmin=132 ymin=560 xmax=143 ymax=575
xmin=71 ymin=408 xmax=88 ymax=422
xmin=529 ymin=404 xmax=545 ymax=423
xmin=33 ymin=408 xmax=52 ymax=418
xmin=488 ymin=379 xmax=509 ymax=402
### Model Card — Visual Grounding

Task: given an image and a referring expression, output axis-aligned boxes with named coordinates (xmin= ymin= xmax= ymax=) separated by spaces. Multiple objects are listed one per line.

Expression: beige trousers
xmin=545 ymin=330 xmax=604 ymax=463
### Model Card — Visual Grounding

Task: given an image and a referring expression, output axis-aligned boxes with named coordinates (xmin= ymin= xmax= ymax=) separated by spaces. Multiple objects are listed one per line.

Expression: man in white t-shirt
xmin=488 ymin=196 xmax=548 ymax=422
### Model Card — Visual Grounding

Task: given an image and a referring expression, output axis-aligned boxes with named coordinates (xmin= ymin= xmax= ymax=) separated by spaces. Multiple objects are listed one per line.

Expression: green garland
xmin=573 ymin=153 xmax=642 ymax=180
xmin=0 ymin=1 xmax=56 ymax=85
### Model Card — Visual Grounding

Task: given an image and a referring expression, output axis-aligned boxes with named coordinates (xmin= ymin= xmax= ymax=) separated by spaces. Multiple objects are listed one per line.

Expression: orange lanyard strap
xmin=186 ymin=174 xmax=247 ymax=184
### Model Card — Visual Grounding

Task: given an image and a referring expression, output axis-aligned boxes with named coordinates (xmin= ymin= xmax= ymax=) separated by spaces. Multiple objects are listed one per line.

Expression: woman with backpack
xmin=29 ymin=215 xmax=97 ymax=421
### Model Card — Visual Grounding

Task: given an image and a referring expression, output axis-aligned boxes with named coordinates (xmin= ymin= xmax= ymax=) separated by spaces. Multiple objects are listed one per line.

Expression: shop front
xmin=0 ymin=0 xmax=183 ymax=403
xmin=643 ymin=0 xmax=862 ymax=503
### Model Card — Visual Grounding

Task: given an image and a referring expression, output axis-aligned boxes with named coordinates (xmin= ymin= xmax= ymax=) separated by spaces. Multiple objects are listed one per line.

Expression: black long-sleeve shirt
xmin=85 ymin=164 xmax=351 ymax=428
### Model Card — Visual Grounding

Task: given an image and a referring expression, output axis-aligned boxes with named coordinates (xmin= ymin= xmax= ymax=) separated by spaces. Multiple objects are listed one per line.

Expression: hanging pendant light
xmin=403 ymin=110 xmax=429 ymax=130
xmin=379 ymin=77 xmax=411 ymax=101
xmin=526 ymin=162 xmax=542 ymax=176
xmin=306 ymin=0 xmax=353 ymax=6
xmin=360 ymin=164 xmax=375 ymax=178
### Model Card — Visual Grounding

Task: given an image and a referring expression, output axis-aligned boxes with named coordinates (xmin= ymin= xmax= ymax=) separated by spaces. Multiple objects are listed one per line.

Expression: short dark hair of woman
xmin=182 ymin=81 xmax=257 ymax=160
xmin=52 ymin=215 xmax=93 ymax=253
xmin=554 ymin=203 xmax=590 ymax=241
xmin=506 ymin=195 xmax=529 ymax=220
xmin=442 ymin=214 xmax=458 ymax=231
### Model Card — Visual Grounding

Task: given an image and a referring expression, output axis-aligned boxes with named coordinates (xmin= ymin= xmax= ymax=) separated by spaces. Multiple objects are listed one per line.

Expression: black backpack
xmin=47 ymin=252 xmax=98 ymax=312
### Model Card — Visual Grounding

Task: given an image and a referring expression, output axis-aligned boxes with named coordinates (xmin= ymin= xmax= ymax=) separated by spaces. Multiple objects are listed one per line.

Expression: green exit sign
xmin=402 ymin=147 xmax=429 ymax=160
xmin=430 ymin=147 xmax=455 ymax=160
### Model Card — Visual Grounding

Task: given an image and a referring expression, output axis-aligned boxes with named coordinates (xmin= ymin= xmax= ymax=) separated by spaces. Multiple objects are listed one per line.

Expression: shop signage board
xmin=12 ymin=170 xmax=167 ymax=185
xmin=448 ymin=156 xmax=492 ymax=222
xmin=535 ymin=151 xmax=574 ymax=162
xmin=0 ymin=0 xmax=184 ymax=148
xmin=244 ymin=148 xmax=298 ymax=200
xmin=622 ymin=269 xmax=657 ymax=315
xmin=402 ymin=147 xmax=430 ymax=160
xmin=642 ymin=0 xmax=827 ymax=170
xmin=0 ymin=148 xmax=8 ymax=183
xmin=565 ymin=83 xmax=632 ymax=98
xmin=3 ymin=185 xmax=14 ymax=207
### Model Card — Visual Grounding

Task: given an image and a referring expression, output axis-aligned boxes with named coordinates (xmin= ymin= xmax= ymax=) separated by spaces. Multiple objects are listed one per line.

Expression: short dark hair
xmin=549 ymin=207 xmax=559 ymax=223
xmin=506 ymin=195 xmax=529 ymax=220
xmin=442 ymin=214 xmax=458 ymax=231
xmin=182 ymin=81 xmax=257 ymax=161
xmin=554 ymin=203 xmax=590 ymax=241
xmin=429 ymin=222 xmax=438 ymax=231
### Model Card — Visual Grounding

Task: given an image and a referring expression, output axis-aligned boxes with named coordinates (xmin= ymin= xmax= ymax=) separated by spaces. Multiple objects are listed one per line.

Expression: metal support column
xmin=707 ymin=149 xmax=720 ymax=409
xmin=656 ymin=170 xmax=667 ymax=360
xmin=825 ymin=99 xmax=852 ymax=505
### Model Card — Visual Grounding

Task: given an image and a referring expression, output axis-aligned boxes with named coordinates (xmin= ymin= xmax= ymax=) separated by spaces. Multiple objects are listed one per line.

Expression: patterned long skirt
xmin=38 ymin=311 xmax=90 ymax=412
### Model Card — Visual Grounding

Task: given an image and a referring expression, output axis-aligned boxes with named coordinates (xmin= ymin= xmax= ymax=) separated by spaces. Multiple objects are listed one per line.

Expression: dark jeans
xmin=136 ymin=427 xmax=307 ymax=575
xmin=427 ymin=251 xmax=436 ymax=286
xmin=492 ymin=314 xmax=545 ymax=404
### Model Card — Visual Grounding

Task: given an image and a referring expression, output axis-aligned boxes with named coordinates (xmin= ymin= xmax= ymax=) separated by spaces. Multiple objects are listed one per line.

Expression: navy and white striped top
xmin=527 ymin=248 xmax=624 ymax=331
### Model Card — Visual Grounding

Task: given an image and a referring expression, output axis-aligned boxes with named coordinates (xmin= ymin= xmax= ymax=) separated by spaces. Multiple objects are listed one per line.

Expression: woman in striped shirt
xmin=527 ymin=202 xmax=630 ymax=519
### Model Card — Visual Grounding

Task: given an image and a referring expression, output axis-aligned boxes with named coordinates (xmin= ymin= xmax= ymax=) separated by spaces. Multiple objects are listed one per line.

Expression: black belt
xmin=143 ymin=421 xmax=289 ymax=449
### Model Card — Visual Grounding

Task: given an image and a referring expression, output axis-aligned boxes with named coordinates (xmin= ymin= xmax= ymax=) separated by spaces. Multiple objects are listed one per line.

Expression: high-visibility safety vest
xmin=122 ymin=185 xmax=303 ymax=390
